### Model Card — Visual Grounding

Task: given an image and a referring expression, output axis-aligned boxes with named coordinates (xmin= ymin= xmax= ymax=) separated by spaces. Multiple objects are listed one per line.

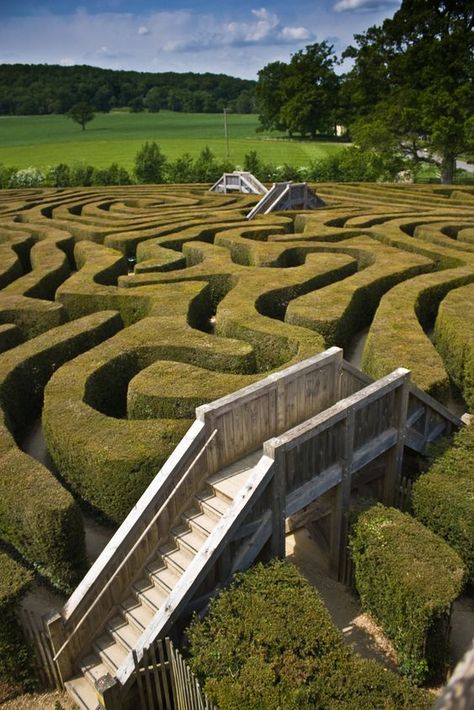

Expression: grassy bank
xmin=0 ymin=111 xmax=345 ymax=170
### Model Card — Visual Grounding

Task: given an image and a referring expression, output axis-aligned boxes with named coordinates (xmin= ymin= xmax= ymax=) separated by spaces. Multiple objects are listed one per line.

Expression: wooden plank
xmin=157 ymin=639 xmax=172 ymax=710
xmin=406 ymin=405 xmax=425 ymax=428
xmin=133 ymin=649 xmax=147 ymax=710
xmin=406 ymin=427 xmax=425 ymax=453
xmin=149 ymin=643 xmax=164 ymax=710
xmin=165 ymin=638 xmax=179 ymax=710
xmin=383 ymin=372 xmax=410 ymax=505
xmin=350 ymin=428 xmax=398 ymax=474
xmin=285 ymin=462 xmax=342 ymax=517
xmin=409 ymin=382 xmax=463 ymax=426
xmin=427 ymin=420 xmax=449 ymax=443
xmin=330 ymin=409 xmax=354 ymax=580
xmin=266 ymin=369 xmax=409 ymax=452
xmin=231 ymin=510 xmax=273 ymax=573
xmin=270 ymin=451 xmax=285 ymax=558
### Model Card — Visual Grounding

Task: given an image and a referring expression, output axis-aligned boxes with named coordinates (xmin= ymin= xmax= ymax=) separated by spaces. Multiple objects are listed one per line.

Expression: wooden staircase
xmin=64 ymin=450 xmax=262 ymax=709
xmin=47 ymin=348 xmax=461 ymax=709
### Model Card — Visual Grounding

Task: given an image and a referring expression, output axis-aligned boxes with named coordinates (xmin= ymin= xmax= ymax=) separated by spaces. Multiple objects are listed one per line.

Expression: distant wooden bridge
xmin=47 ymin=348 xmax=461 ymax=709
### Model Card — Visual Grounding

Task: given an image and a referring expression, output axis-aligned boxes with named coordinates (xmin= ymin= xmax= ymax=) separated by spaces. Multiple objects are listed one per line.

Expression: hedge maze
xmin=0 ymin=182 xmax=472 ymax=687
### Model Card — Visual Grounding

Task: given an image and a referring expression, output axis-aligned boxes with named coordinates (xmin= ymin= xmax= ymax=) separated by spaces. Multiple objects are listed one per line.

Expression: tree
xmin=256 ymin=43 xmax=339 ymax=137
xmin=67 ymin=102 xmax=95 ymax=130
xmin=143 ymin=87 xmax=161 ymax=112
xmin=342 ymin=1 xmax=474 ymax=183
xmin=134 ymin=141 xmax=167 ymax=183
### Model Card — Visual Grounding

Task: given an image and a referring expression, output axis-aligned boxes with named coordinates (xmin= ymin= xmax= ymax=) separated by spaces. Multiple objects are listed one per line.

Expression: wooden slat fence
xmin=18 ymin=608 xmax=63 ymax=691
xmin=133 ymin=638 xmax=217 ymax=710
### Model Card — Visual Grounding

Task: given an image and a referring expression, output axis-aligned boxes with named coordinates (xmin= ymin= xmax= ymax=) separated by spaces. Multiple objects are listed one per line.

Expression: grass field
xmin=0 ymin=110 xmax=346 ymax=170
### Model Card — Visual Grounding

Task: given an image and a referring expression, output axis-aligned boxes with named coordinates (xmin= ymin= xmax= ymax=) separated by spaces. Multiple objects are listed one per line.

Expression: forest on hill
xmin=0 ymin=63 xmax=257 ymax=116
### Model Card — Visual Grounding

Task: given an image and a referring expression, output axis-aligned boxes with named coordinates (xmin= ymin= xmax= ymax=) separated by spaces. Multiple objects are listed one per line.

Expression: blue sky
xmin=0 ymin=0 xmax=401 ymax=79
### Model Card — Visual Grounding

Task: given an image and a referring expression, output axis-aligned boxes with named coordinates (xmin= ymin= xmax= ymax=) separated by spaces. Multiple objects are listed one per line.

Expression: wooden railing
xmin=49 ymin=418 xmax=211 ymax=679
xmin=196 ymin=347 xmax=343 ymax=475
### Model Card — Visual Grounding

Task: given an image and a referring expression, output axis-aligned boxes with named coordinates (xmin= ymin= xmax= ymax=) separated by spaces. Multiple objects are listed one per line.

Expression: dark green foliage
xmin=0 ymin=552 xmax=35 ymax=690
xmin=67 ymin=102 xmax=95 ymax=131
xmin=188 ymin=560 xmax=432 ymax=709
xmin=412 ymin=425 xmax=474 ymax=586
xmin=309 ymin=146 xmax=405 ymax=182
xmin=91 ymin=163 xmax=131 ymax=186
xmin=350 ymin=505 xmax=465 ymax=684
xmin=0 ymin=64 xmax=256 ymax=116
xmin=134 ymin=141 xmax=167 ymax=184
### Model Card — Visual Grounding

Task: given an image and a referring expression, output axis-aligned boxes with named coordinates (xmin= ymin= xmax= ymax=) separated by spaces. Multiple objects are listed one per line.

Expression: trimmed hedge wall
xmin=362 ymin=268 xmax=474 ymax=401
xmin=0 ymin=552 xmax=35 ymax=690
xmin=350 ymin=504 xmax=465 ymax=684
xmin=412 ymin=425 xmax=474 ymax=586
xmin=187 ymin=560 xmax=432 ymax=709
xmin=434 ymin=283 xmax=474 ymax=410
xmin=0 ymin=310 xmax=122 ymax=588
xmin=285 ymin=235 xmax=432 ymax=349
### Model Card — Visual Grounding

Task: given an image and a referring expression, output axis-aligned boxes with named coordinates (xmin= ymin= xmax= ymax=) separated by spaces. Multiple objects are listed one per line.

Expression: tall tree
xmin=342 ymin=1 xmax=474 ymax=183
xmin=256 ymin=43 xmax=339 ymax=137
xmin=67 ymin=102 xmax=95 ymax=130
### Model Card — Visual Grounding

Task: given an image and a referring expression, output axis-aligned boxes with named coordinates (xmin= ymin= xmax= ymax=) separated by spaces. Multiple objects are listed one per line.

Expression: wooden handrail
xmin=52 ymin=428 xmax=218 ymax=663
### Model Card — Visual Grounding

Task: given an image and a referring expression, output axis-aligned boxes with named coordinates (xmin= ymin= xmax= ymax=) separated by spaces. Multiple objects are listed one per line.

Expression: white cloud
xmin=137 ymin=25 xmax=150 ymax=36
xmin=280 ymin=26 xmax=311 ymax=41
xmin=334 ymin=0 xmax=399 ymax=12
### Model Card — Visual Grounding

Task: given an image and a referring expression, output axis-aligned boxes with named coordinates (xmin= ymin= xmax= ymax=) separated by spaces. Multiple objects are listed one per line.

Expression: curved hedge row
xmin=188 ymin=560 xmax=433 ymax=708
xmin=350 ymin=504 xmax=465 ymax=684
xmin=434 ymin=283 xmax=474 ymax=410
xmin=0 ymin=551 xmax=35 ymax=690
xmin=412 ymin=425 xmax=474 ymax=586
xmin=0 ymin=310 xmax=122 ymax=588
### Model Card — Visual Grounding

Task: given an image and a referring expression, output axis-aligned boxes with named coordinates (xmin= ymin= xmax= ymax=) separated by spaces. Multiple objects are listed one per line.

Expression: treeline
xmin=0 ymin=64 xmax=256 ymax=116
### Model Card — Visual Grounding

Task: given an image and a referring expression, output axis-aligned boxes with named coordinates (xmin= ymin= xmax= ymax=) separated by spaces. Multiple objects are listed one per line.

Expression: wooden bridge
xmin=47 ymin=348 xmax=461 ymax=710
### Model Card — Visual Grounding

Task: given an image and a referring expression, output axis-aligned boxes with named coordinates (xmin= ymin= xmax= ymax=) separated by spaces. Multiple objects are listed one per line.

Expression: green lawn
xmin=0 ymin=111 xmax=345 ymax=170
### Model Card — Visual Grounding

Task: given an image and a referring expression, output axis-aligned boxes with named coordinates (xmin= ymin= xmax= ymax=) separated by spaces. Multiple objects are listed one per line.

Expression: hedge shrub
xmin=412 ymin=425 xmax=474 ymax=586
xmin=0 ymin=552 xmax=35 ymax=690
xmin=434 ymin=283 xmax=474 ymax=410
xmin=350 ymin=504 xmax=465 ymax=684
xmin=362 ymin=268 xmax=474 ymax=400
xmin=187 ymin=560 xmax=432 ymax=709
xmin=0 ymin=310 xmax=122 ymax=588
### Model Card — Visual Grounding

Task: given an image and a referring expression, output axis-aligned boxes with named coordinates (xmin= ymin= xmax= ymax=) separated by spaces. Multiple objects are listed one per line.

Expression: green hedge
xmin=434 ymin=283 xmax=474 ymax=410
xmin=187 ymin=560 xmax=432 ymax=709
xmin=0 ymin=552 xmax=35 ymax=690
xmin=412 ymin=425 xmax=474 ymax=586
xmin=0 ymin=310 xmax=122 ymax=588
xmin=285 ymin=235 xmax=432 ymax=349
xmin=362 ymin=268 xmax=474 ymax=401
xmin=0 ymin=294 xmax=66 ymax=340
xmin=350 ymin=504 xmax=465 ymax=684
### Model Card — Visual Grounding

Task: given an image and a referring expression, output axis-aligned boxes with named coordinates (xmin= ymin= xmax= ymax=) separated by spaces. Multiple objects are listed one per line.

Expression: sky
xmin=0 ymin=0 xmax=402 ymax=79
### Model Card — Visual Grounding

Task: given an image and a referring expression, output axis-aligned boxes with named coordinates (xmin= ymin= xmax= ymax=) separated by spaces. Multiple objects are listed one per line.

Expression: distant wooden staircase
xmin=48 ymin=348 xmax=462 ymax=709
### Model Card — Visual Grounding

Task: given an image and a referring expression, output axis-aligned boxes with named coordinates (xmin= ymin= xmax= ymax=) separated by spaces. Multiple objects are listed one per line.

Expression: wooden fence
xmin=18 ymin=608 xmax=63 ymax=691
xmin=133 ymin=638 xmax=217 ymax=710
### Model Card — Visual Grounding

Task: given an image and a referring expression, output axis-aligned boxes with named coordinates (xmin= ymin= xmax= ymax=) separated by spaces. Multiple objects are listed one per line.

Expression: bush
xmin=0 ymin=552 xmax=35 ymax=690
xmin=46 ymin=163 xmax=71 ymax=187
xmin=0 ymin=164 xmax=17 ymax=188
xmin=92 ymin=163 xmax=131 ymax=186
xmin=134 ymin=141 xmax=167 ymax=183
xmin=70 ymin=162 xmax=95 ymax=186
xmin=188 ymin=560 xmax=432 ymax=709
xmin=8 ymin=167 xmax=45 ymax=188
xmin=308 ymin=146 xmax=405 ymax=182
xmin=350 ymin=504 xmax=465 ymax=684
xmin=412 ymin=425 xmax=474 ymax=586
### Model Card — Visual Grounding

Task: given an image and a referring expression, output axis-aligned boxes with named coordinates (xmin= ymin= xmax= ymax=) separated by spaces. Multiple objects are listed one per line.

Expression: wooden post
xmin=383 ymin=370 xmax=410 ymax=506
xmin=46 ymin=612 xmax=73 ymax=683
xmin=333 ymin=347 xmax=343 ymax=402
xmin=96 ymin=674 xmax=122 ymax=710
xmin=329 ymin=408 xmax=354 ymax=581
xmin=270 ymin=453 xmax=286 ymax=558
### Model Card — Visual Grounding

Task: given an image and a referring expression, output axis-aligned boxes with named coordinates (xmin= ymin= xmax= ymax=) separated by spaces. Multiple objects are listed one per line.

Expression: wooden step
xmin=122 ymin=595 xmax=155 ymax=631
xmin=146 ymin=557 xmax=181 ymax=593
xmin=182 ymin=506 xmax=216 ymax=536
xmin=106 ymin=615 xmax=142 ymax=650
xmin=208 ymin=449 xmax=262 ymax=503
xmin=158 ymin=540 xmax=194 ymax=575
xmin=80 ymin=653 xmax=109 ymax=687
xmin=92 ymin=632 xmax=128 ymax=675
xmin=195 ymin=490 xmax=228 ymax=520
xmin=171 ymin=523 xmax=207 ymax=554
xmin=65 ymin=676 xmax=100 ymax=710
xmin=133 ymin=576 xmax=168 ymax=612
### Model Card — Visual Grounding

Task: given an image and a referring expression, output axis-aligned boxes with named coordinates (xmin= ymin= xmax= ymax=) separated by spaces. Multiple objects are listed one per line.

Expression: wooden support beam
xmin=270 ymin=452 xmax=286 ymax=558
xmin=330 ymin=409 xmax=355 ymax=581
xmin=383 ymin=371 xmax=410 ymax=506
